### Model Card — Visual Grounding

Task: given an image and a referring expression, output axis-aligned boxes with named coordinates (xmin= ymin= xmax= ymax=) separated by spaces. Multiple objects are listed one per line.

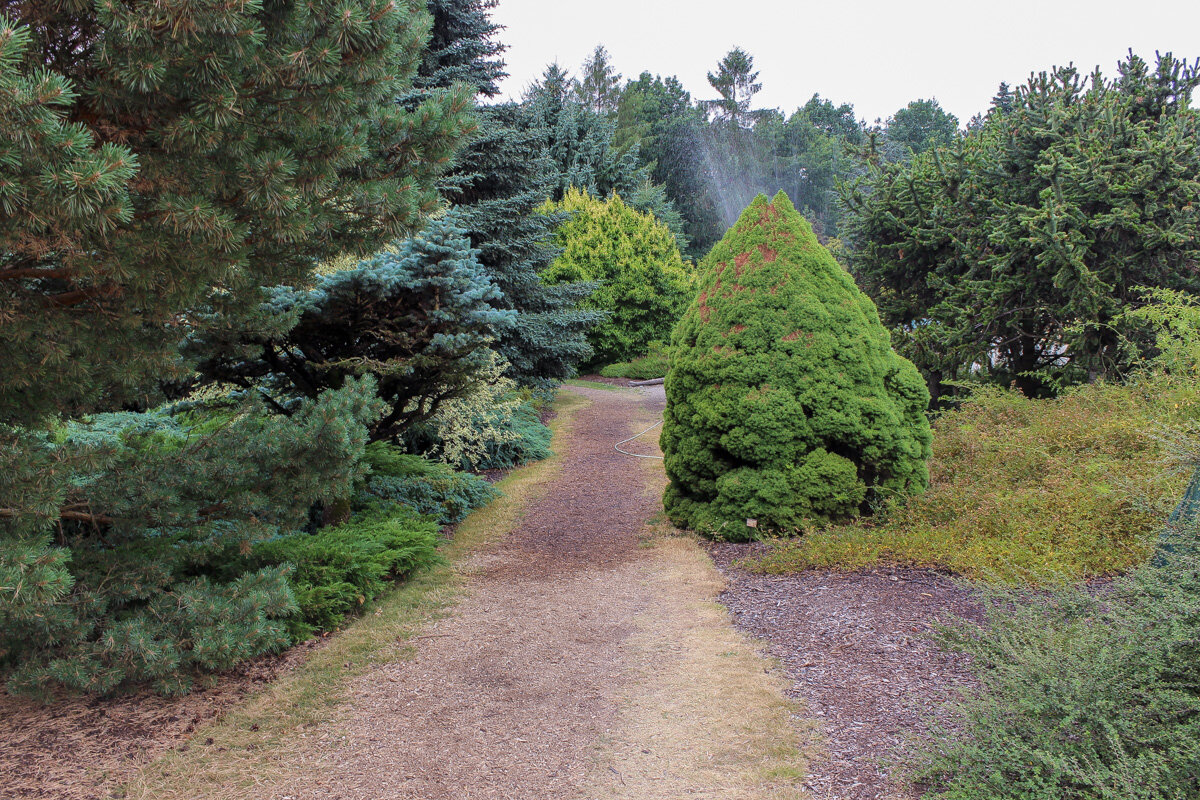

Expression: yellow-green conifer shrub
xmin=541 ymin=188 xmax=694 ymax=365
xmin=661 ymin=192 xmax=932 ymax=539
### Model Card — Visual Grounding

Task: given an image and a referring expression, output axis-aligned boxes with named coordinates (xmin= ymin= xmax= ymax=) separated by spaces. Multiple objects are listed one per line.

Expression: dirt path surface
xmin=708 ymin=547 xmax=980 ymax=800
xmin=263 ymin=382 xmax=810 ymax=800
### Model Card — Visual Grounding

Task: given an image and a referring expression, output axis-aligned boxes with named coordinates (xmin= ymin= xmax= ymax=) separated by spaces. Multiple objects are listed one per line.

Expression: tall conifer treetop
xmin=661 ymin=192 xmax=932 ymax=538
xmin=415 ymin=0 xmax=506 ymax=97
xmin=0 ymin=2 xmax=472 ymax=426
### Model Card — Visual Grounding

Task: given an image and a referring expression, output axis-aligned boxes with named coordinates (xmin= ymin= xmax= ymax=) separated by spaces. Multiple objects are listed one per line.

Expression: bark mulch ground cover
xmin=708 ymin=544 xmax=982 ymax=800
xmin=0 ymin=639 xmax=323 ymax=799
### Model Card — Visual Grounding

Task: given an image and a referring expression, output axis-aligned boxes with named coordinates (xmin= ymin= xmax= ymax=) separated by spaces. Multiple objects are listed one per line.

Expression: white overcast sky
xmin=490 ymin=0 xmax=1200 ymax=125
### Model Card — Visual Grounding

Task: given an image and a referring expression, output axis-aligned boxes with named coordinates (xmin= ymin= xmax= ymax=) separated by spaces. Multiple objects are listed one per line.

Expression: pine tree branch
xmin=0 ymin=507 xmax=114 ymax=525
xmin=40 ymin=285 xmax=118 ymax=308
xmin=0 ymin=267 xmax=76 ymax=281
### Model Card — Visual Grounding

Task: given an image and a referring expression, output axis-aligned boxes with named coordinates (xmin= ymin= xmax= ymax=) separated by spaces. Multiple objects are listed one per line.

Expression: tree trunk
xmin=321 ymin=496 xmax=352 ymax=528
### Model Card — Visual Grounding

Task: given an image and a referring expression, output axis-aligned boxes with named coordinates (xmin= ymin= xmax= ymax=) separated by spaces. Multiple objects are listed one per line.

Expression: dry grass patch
xmin=749 ymin=379 xmax=1193 ymax=583
xmin=121 ymin=392 xmax=589 ymax=800
xmin=584 ymin=536 xmax=818 ymax=800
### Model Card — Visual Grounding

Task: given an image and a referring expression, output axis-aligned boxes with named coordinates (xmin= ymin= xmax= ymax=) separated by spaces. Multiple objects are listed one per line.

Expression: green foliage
xmin=470 ymin=401 xmax=553 ymax=470
xmin=411 ymin=2 xmax=601 ymax=388
xmin=356 ymin=444 xmax=499 ymax=525
xmin=401 ymin=350 xmax=553 ymax=470
xmin=1119 ymin=287 xmax=1200 ymax=379
xmin=703 ymin=47 xmax=762 ymax=128
xmin=574 ymin=45 xmax=622 ymax=114
xmin=429 ymin=101 xmax=603 ymax=388
xmin=525 ymin=63 xmax=688 ymax=248
xmin=844 ymin=52 xmax=1200 ymax=399
xmin=413 ymin=0 xmax=505 ymax=98
xmin=250 ymin=505 xmax=441 ymax=639
xmin=0 ymin=379 xmax=384 ymax=696
xmin=542 ymin=189 xmax=695 ymax=366
xmin=194 ymin=214 xmax=515 ymax=441
xmin=0 ymin=2 xmax=471 ymax=426
xmin=750 ymin=376 xmax=1192 ymax=581
xmin=698 ymin=96 xmax=865 ymax=244
xmin=884 ymin=98 xmax=959 ymax=157
xmin=661 ymin=192 xmax=932 ymax=540
xmin=616 ymin=72 xmax=726 ymax=259
xmin=909 ymin=521 xmax=1200 ymax=799
xmin=598 ymin=342 xmax=671 ymax=380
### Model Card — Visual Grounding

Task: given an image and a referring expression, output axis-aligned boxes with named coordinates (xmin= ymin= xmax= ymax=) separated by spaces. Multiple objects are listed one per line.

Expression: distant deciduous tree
xmin=884 ymin=98 xmax=959 ymax=157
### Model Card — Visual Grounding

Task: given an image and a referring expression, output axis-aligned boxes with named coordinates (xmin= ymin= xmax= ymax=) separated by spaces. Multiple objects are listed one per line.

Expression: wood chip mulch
xmin=707 ymin=543 xmax=982 ymax=800
xmin=0 ymin=637 xmax=326 ymax=799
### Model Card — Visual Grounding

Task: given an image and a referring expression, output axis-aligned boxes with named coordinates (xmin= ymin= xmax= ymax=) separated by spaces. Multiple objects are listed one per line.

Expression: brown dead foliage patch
xmin=729 ymin=324 xmax=747 ymax=335
xmin=782 ymin=330 xmax=802 ymax=342
xmin=758 ymin=244 xmax=778 ymax=262
xmin=755 ymin=203 xmax=781 ymax=228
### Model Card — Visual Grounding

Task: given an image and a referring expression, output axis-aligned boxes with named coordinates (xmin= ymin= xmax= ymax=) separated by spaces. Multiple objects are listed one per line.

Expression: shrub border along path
xmin=119 ymin=382 xmax=814 ymax=799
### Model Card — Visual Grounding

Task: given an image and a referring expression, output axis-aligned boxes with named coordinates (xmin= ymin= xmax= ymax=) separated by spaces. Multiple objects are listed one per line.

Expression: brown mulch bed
xmin=0 ymin=637 xmax=326 ymax=799
xmin=707 ymin=543 xmax=982 ymax=800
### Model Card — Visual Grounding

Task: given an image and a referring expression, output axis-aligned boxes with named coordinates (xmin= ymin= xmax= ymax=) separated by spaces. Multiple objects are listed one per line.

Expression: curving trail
xmin=285 ymin=382 xmax=811 ymax=800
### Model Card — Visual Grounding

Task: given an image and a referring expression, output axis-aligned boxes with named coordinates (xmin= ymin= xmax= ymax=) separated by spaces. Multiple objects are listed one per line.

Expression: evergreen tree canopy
xmin=414 ymin=0 xmax=506 ymax=97
xmin=662 ymin=192 xmax=931 ymax=539
xmin=542 ymin=189 xmax=694 ymax=365
xmin=195 ymin=215 xmax=515 ymax=442
xmin=844 ymin=52 xmax=1200 ymax=398
xmin=0 ymin=2 xmax=472 ymax=427
xmin=575 ymin=44 xmax=622 ymax=114
xmin=526 ymin=62 xmax=687 ymax=246
xmin=412 ymin=2 xmax=601 ymax=387
xmin=2 ymin=378 xmax=384 ymax=696
xmin=704 ymin=47 xmax=762 ymax=128
xmin=440 ymin=103 xmax=602 ymax=387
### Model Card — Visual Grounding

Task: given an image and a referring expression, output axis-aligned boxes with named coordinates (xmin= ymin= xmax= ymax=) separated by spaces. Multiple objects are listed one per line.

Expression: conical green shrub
xmin=661 ymin=192 xmax=932 ymax=539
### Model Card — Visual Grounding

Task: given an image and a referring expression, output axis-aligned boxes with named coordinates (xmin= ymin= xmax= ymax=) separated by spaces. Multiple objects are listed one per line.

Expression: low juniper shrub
xmin=598 ymin=341 xmax=670 ymax=380
xmin=911 ymin=516 xmax=1200 ymax=800
xmin=355 ymin=442 xmax=499 ymax=525
xmin=472 ymin=400 xmax=552 ymax=470
xmin=250 ymin=504 xmax=441 ymax=639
